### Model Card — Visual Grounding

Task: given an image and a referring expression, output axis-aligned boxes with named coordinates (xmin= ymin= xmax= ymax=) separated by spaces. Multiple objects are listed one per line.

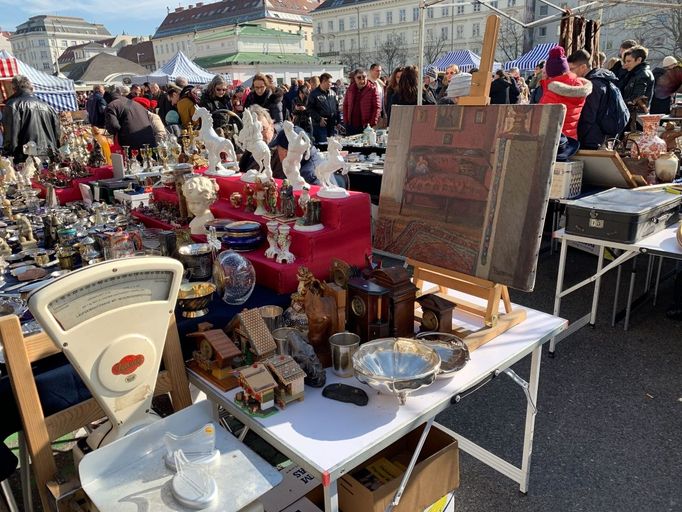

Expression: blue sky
xmin=0 ymin=0 xmax=172 ymax=37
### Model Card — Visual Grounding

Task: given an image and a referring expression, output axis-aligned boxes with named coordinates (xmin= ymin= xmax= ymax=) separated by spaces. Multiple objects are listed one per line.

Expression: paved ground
xmin=2 ymin=246 xmax=681 ymax=511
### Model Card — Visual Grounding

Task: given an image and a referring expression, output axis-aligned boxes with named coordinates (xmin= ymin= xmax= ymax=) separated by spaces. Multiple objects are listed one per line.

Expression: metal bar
xmin=612 ymin=265 xmax=622 ymax=327
xmin=550 ymin=238 xmax=569 ymax=354
xmin=624 ymin=256 xmax=638 ymax=331
xmin=520 ymin=345 xmax=542 ymax=493
xmin=238 ymin=426 xmax=250 ymax=442
xmin=0 ymin=480 xmax=19 ymax=512
xmin=590 ymin=246 xmax=605 ymax=325
xmin=653 ymin=256 xmax=663 ymax=306
xmin=559 ymin=251 xmax=636 ymax=298
xmin=323 ymin=481 xmax=339 ymax=512
xmin=387 ymin=417 xmax=435 ymax=511
xmin=645 ymin=255 xmax=654 ymax=293
xmin=417 ymin=1 xmax=426 ymax=106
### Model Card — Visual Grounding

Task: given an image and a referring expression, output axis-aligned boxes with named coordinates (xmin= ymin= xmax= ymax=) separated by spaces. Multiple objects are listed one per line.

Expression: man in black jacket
xmin=306 ymin=73 xmax=339 ymax=144
xmin=2 ymin=75 xmax=60 ymax=163
xmin=619 ymin=46 xmax=655 ymax=109
xmin=105 ymin=85 xmax=156 ymax=150
xmin=86 ymin=85 xmax=107 ymax=128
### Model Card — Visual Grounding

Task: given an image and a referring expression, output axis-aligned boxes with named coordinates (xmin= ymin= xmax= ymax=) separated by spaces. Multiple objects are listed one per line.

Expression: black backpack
xmin=596 ymin=78 xmax=629 ymax=136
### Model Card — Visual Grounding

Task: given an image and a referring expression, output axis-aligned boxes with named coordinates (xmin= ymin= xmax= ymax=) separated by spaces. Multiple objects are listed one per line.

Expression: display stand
xmin=456 ymin=15 xmax=499 ymax=107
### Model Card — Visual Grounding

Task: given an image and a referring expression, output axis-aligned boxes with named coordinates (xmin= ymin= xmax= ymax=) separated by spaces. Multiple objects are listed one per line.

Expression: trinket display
xmin=265 ymin=354 xmax=306 ymax=408
xmin=192 ymin=106 xmax=237 ymax=175
xmin=182 ymin=175 xmax=219 ymax=235
xmin=369 ymin=267 xmax=418 ymax=338
xmin=295 ymin=197 xmax=322 ymax=232
xmin=215 ymin=250 xmax=256 ymax=305
xmin=228 ymin=308 xmax=278 ymax=363
xmin=229 ymin=191 xmax=243 ymax=209
xmin=281 ymin=121 xmax=310 ymax=190
xmin=176 ymin=282 xmax=216 ymax=318
xmin=234 ymin=109 xmax=273 ymax=183
xmin=188 ymin=328 xmax=242 ymax=390
xmin=347 ymin=277 xmax=391 ymax=343
xmin=177 ymin=243 xmax=214 ymax=281
xmin=275 ymin=225 xmax=295 ymax=264
xmin=315 ymin=138 xmax=350 ymax=199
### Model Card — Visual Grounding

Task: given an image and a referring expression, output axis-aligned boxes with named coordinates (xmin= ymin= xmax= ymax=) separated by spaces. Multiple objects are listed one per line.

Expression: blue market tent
xmin=0 ymin=50 xmax=77 ymax=112
xmin=132 ymin=51 xmax=215 ymax=86
xmin=504 ymin=43 xmax=558 ymax=71
xmin=433 ymin=50 xmax=501 ymax=72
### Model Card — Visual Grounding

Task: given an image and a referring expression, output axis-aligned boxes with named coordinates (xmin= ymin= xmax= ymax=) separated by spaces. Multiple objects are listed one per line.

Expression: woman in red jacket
xmin=343 ymin=68 xmax=381 ymax=135
xmin=539 ymin=46 xmax=592 ymax=139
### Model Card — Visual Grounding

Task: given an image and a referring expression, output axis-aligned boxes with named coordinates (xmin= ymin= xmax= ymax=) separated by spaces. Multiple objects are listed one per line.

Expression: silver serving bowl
xmin=353 ymin=338 xmax=441 ymax=405
xmin=415 ymin=332 xmax=470 ymax=376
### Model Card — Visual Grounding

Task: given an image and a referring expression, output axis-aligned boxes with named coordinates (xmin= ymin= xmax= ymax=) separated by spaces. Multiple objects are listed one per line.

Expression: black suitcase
xmin=565 ymin=188 xmax=681 ymax=243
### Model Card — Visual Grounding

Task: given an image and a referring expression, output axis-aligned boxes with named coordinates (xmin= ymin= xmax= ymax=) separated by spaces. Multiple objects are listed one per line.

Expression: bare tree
xmin=423 ymin=32 xmax=449 ymax=66
xmin=497 ymin=18 xmax=526 ymax=62
xmin=628 ymin=3 xmax=682 ymax=57
xmin=373 ymin=34 xmax=409 ymax=74
xmin=339 ymin=51 xmax=368 ymax=73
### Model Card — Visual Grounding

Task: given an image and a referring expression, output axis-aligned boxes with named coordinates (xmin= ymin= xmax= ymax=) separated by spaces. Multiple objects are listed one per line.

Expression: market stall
xmin=503 ymin=42 xmax=558 ymax=71
xmin=432 ymin=49 xmax=501 ymax=72
xmin=132 ymin=51 xmax=216 ymax=86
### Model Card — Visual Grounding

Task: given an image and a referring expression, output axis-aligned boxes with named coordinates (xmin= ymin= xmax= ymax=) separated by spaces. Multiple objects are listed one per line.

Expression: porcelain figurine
xmin=0 ymin=237 xmax=11 ymax=256
xmin=304 ymin=198 xmax=321 ymax=226
xmin=192 ymin=106 xmax=237 ymax=176
xmin=254 ymin=177 xmax=268 ymax=216
xmin=314 ymin=138 xmax=349 ymax=198
xmin=230 ymin=191 xmax=243 ymax=209
xmin=182 ymin=175 xmax=219 ymax=235
xmin=298 ymin=185 xmax=311 ymax=214
xmin=293 ymin=185 xmax=323 ymax=232
xmin=244 ymin=184 xmax=256 ymax=213
xmin=2 ymin=198 xmax=14 ymax=221
xmin=264 ymin=221 xmax=280 ymax=259
xmin=17 ymin=157 xmax=37 ymax=189
xmin=264 ymin=179 xmax=278 ymax=214
xmin=16 ymin=214 xmax=36 ymax=247
xmin=281 ymin=121 xmax=310 ymax=190
xmin=275 ymin=225 xmax=295 ymax=264
xmin=234 ymin=109 xmax=272 ymax=183
xmin=0 ymin=156 xmax=16 ymax=185
xmin=364 ymin=124 xmax=377 ymax=146
xmin=635 ymin=114 xmax=667 ymax=161
xmin=279 ymin=180 xmax=296 ymax=218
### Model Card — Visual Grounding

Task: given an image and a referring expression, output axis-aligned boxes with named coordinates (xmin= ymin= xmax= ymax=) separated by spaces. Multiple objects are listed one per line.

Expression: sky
xmin=0 ymin=0 xmax=173 ymax=37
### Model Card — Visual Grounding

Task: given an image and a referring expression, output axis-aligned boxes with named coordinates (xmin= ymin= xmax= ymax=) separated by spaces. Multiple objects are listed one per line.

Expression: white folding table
xmin=551 ymin=224 xmax=682 ymax=353
xmin=189 ymin=303 xmax=566 ymax=512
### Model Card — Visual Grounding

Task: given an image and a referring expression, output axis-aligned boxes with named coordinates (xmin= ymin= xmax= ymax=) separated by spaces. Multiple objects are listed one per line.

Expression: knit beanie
xmin=446 ymin=72 xmax=472 ymax=98
xmin=546 ymin=46 xmax=570 ymax=77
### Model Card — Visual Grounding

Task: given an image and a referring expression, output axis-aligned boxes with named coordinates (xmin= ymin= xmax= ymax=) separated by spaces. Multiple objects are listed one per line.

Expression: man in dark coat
xmin=307 ymin=72 xmax=339 ymax=143
xmin=86 ymin=85 xmax=107 ymax=128
xmin=489 ymin=70 xmax=512 ymax=104
xmin=610 ymin=39 xmax=638 ymax=81
xmin=105 ymin=85 xmax=156 ymax=149
xmin=568 ymin=50 xmax=629 ymax=150
xmin=619 ymin=46 xmax=655 ymax=109
xmin=1 ymin=75 xmax=60 ymax=163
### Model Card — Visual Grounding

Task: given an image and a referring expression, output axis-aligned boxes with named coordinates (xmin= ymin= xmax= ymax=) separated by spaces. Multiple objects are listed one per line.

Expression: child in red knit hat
xmin=539 ymin=46 xmax=592 ymax=139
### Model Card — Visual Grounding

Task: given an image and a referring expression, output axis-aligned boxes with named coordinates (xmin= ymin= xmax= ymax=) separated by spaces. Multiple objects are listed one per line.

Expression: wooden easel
xmin=410 ymin=15 xmax=526 ymax=352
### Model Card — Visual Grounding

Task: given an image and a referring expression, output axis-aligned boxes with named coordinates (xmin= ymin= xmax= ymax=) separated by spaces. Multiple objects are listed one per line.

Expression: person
xmin=568 ymin=49 xmax=629 ymax=150
xmin=307 ymin=72 xmax=339 ymax=143
xmin=610 ymin=39 xmax=638 ymax=81
xmin=436 ymin=65 xmax=458 ymax=103
xmin=619 ymin=46 xmax=655 ymax=122
xmin=292 ymin=85 xmax=312 ymax=134
xmin=384 ymin=66 xmax=404 ymax=118
xmin=128 ymin=84 xmax=142 ymax=99
xmin=388 ymin=66 xmax=435 ymax=123
xmin=177 ymin=85 xmax=199 ymax=129
xmin=231 ymin=86 xmax=246 ymax=116
xmin=158 ymin=84 xmax=181 ymax=125
xmin=244 ymin=73 xmax=284 ymax=129
xmin=86 ymin=84 xmax=107 ymax=128
xmin=342 ymin=68 xmax=381 ymax=134
xmin=507 ymin=67 xmax=523 ymax=104
xmin=528 ymin=61 xmax=545 ymax=92
xmin=149 ymin=82 xmax=162 ymax=104
xmin=142 ymin=82 xmax=153 ymax=100
xmin=283 ymin=79 xmax=300 ymax=121
xmin=1 ymin=75 xmax=60 ymax=163
xmin=489 ymin=70 xmax=513 ymax=104
xmin=175 ymin=76 xmax=189 ymax=89
xmin=200 ymin=75 xmax=234 ymax=130
xmin=539 ymin=46 xmax=592 ymax=140
xmin=105 ymin=85 xmax=156 ymax=149
xmin=368 ymin=63 xmax=385 ymax=115
xmin=650 ymin=56 xmax=679 ymax=115
xmin=422 ymin=65 xmax=439 ymax=104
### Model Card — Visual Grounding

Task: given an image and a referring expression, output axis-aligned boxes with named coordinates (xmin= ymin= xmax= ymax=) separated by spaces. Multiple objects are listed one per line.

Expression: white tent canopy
xmin=132 ymin=51 xmax=215 ymax=86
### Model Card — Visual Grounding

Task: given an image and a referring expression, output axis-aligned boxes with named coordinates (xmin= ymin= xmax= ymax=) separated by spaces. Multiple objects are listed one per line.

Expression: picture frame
xmin=442 ymin=133 xmax=453 ymax=145
xmin=435 ymin=106 xmax=463 ymax=131
xmin=572 ymin=150 xmax=645 ymax=188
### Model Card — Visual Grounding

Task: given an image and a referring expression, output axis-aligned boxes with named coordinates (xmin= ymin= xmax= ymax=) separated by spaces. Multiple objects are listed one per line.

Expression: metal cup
xmin=272 ymin=327 xmax=299 ymax=355
xmin=329 ymin=332 xmax=360 ymax=378
xmin=259 ymin=305 xmax=283 ymax=332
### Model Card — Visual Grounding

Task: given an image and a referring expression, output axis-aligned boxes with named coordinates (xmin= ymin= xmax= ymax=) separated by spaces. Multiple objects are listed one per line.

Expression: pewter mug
xmin=329 ymin=332 xmax=360 ymax=378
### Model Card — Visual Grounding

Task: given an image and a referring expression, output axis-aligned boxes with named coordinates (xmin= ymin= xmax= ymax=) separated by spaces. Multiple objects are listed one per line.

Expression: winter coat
xmin=1 ymin=92 xmax=60 ymax=163
xmin=105 ymin=93 xmax=156 ymax=149
xmin=650 ymin=67 xmax=672 ymax=115
xmin=199 ymin=95 xmax=233 ymax=130
xmin=619 ymin=62 xmax=655 ymax=108
xmin=578 ymin=68 xmax=627 ymax=150
xmin=343 ymin=81 xmax=381 ymax=132
xmin=539 ymin=73 xmax=593 ymax=139
xmin=86 ymin=92 xmax=107 ymax=128
xmin=306 ymin=86 xmax=339 ymax=127
xmin=244 ymin=88 xmax=284 ymax=128
xmin=489 ymin=77 xmax=512 ymax=104
xmin=283 ymin=83 xmax=299 ymax=120
xmin=292 ymin=96 xmax=311 ymax=132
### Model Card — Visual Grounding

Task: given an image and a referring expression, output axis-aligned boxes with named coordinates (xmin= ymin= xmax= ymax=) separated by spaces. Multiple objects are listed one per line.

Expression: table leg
xmin=519 ymin=345 xmax=542 ymax=494
xmin=645 ymin=255 xmax=654 ymax=293
xmin=611 ymin=265 xmax=622 ymax=327
xmin=549 ymin=238 xmax=569 ymax=354
xmin=323 ymin=479 xmax=339 ymax=512
xmin=653 ymin=256 xmax=663 ymax=306
xmin=589 ymin=246 xmax=605 ymax=326
xmin=624 ymin=256 xmax=638 ymax=331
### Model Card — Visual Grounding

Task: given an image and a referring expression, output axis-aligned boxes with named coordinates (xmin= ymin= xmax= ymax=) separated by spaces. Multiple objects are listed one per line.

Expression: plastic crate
xmin=550 ymin=160 xmax=583 ymax=199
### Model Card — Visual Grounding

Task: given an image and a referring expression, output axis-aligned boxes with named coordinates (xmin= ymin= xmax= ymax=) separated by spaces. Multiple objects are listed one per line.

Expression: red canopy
xmin=0 ymin=55 xmax=19 ymax=78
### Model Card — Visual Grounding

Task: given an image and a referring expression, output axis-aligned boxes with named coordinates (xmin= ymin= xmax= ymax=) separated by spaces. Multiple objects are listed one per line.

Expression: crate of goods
xmin=550 ymin=160 xmax=583 ymax=199
xmin=565 ymin=187 xmax=682 ymax=243
xmin=114 ymin=189 xmax=152 ymax=208
xmin=338 ymin=424 xmax=459 ymax=512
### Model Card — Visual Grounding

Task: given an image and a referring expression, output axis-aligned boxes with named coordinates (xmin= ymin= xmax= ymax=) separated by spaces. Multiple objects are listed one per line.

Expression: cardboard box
xmin=281 ymin=497 xmax=323 ymax=512
xmin=424 ymin=491 xmax=456 ymax=512
xmin=261 ymin=464 xmax=321 ymax=512
xmin=338 ymin=424 xmax=459 ymax=512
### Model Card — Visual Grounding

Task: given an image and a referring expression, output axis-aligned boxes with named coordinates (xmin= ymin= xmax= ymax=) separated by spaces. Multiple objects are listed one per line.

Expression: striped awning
xmin=133 ymin=51 xmax=215 ymax=86
xmin=505 ymin=43 xmax=558 ymax=71
xmin=433 ymin=50 xmax=481 ymax=72
xmin=0 ymin=54 xmax=19 ymax=78
xmin=0 ymin=50 xmax=77 ymax=112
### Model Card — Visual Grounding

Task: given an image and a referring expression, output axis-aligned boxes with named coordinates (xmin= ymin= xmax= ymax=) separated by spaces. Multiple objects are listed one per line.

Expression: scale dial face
xmin=422 ymin=310 xmax=439 ymax=331
xmin=200 ymin=338 xmax=214 ymax=360
xmin=351 ymin=296 xmax=366 ymax=317
xmin=46 ymin=270 xmax=174 ymax=331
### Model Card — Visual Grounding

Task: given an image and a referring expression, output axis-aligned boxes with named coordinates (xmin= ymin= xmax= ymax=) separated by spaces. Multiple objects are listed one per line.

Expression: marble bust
xmin=182 ymin=175 xmax=219 ymax=235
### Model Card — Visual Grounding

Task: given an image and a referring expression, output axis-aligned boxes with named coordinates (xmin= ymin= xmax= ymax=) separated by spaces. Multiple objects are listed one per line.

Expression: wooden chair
xmin=0 ymin=314 xmax=192 ymax=511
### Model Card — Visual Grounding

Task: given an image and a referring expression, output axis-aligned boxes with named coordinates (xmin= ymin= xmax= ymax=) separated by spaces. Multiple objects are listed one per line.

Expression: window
xmin=40 ymin=50 xmax=48 ymax=58
xmin=426 ymin=28 xmax=434 ymax=40
xmin=350 ymin=17 xmax=357 ymax=30
xmin=362 ymin=36 xmax=368 ymax=47
xmin=472 ymin=23 xmax=480 ymax=37
xmin=386 ymin=11 xmax=393 ymax=24
xmin=399 ymin=9 xmax=406 ymax=22
xmin=457 ymin=3 xmax=465 ymax=14
xmin=441 ymin=27 xmax=448 ymax=39
xmin=507 ymin=0 xmax=516 ymax=6
xmin=43 ymin=62 xmax=51 ymax=70
xmin=413 ymin=7 xmax=419 ymax=21
xmin=491 ymin=0 xmax=498 ymax=6
xmin=539 ymin=5 xmax=548 ymax=15
xmin=539 ymin=27 xmax=547 ymax=36
xmin=373 ymin=13 xmax=380 ymax=26
xmin=362 ymin=15 xmax=368 ymax=28
xmin=165 ymin=43 xmax=169 ymax=53
xmin=71 ymin=41 xmax=77 ymax=46
xmin=350 ymin=38 xmax=355 ymax=50
xmin=374 ymin=34 xmax=380 ymax=47
xmin=442 ymin=7 xmax=449 ymax=16
xmin=473 ymin=1 xmax=481 ymax=12
xmin=329 ymin=40 xmax=335 ymax=51
xmin=38 ymin=39 xmax=46 ymax=46
xmin=456 ymin=25 xmax=464 ymax=39
xmin=427 ymin=7 xmax=434 ymax=18
xmin=328 ymin=20 xmax=334 ymax=31
xmin=339 ymin=19 xmax=345 ymax=32
xmin=339 ymin=39 xmax=345 ymax=51
xmin=317 ymin=22 xmax=322 ymax=34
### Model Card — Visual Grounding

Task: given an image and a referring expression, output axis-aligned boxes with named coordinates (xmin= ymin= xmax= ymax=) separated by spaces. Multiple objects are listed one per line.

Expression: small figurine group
xmin=265 ymin=221 xmax=295 ymax=264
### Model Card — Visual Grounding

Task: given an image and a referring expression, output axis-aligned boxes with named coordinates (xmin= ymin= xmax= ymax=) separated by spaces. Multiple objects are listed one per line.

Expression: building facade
xmin=152 ymin=0 xmax=320 ymax=70
xmin=10 ymin=16 xmax=111 ymax=73
xmin=0 ymin=31 xmax=12 ymax=55
xmin=312 ymin=0 xmax=533 ymax=70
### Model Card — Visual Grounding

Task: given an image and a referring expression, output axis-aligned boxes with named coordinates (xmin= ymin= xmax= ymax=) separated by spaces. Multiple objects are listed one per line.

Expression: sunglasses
xmin=355 ymin=75 xmax=367 ymax=80
xmin=215 ymin=87 xmax=227 ymax=91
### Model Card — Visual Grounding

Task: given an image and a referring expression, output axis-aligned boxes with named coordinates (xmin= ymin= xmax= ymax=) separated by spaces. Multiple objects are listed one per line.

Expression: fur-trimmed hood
xmin=547 ymin=77 xmax=593 ymax=98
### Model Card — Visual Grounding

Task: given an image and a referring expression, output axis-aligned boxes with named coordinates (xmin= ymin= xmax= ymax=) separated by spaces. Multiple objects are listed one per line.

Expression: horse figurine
xmin=234 ymin=109 xmax=272 ymax=183
xmin=192 ymin=106 xmax=237 ymax=175
xmin=315 ymin=137 xmax=349 ymax=198
xmin=0 ymin=156 xmax=17 ymax=185
xmin=281 ymin=121 xmax=310 ymax=190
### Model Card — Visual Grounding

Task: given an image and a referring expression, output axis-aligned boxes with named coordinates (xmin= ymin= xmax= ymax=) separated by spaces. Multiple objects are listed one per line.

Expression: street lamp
xmin=136 ymin=52 xmax=145 ymax=65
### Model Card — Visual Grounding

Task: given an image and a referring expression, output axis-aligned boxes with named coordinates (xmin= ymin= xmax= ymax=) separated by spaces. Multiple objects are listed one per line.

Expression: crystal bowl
xmin=353 ymin=338 xmax=441 ymax=405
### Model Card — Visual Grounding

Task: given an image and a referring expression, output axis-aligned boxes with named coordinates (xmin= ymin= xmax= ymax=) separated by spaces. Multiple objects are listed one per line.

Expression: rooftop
xmin=117 ymin=40 xmax=156 ymax=67
xmin=192 ymin=23 xmax=301 ymax=43
xmin=195 ymin=51 xmax=324 ymax=68
xmin=314 ymin=0 xmax=376 ymax=12
xmin=13 ymin=15 xmax=110 ymax=37
xmin=63 ymin=52 xmax=149 ymax=82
